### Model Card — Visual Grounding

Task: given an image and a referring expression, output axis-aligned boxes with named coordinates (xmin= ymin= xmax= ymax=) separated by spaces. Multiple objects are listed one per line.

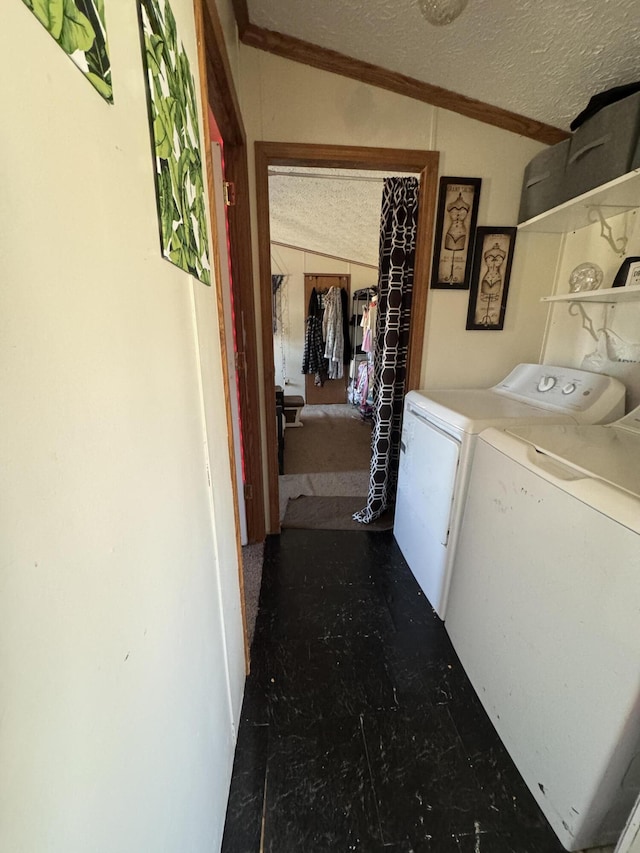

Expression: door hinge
xmin=223 ymin=181 xmax=236 ymax=207
xmin=244 ymin=483 xmax=253 ymax=501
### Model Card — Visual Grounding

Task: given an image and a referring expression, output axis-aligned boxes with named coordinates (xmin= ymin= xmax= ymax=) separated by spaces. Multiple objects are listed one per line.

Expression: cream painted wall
xmin=237 ymin=46 xmax=562 ymax=525
xmin=271 ymin=245 xmax=376 ymax=398
xmin=1 ymin=4 xmax=244 ymax=852
xmin=541 ymin=216 xmax=640 ymax=410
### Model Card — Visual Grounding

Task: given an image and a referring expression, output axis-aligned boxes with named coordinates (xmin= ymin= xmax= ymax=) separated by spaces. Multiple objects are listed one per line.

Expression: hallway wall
xmin=233 ymin=44 xmax=561 ymax=527
xmin=1 ymin=4 xmax=244 ymax=851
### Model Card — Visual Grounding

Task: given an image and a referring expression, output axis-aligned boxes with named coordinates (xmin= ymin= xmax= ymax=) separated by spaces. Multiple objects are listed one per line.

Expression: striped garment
xmin=302 ymin=315 xmax=327 ymax=386
xmin=322 ymin=286 xmax=344 ymax=380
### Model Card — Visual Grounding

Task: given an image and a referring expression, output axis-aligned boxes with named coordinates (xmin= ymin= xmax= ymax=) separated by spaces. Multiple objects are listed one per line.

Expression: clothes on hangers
xmin=322 ymin=286 xmax=344 ymax=380
xmin=361 ymin=294 xmax=378 ymax=355
xmin=302 ymin=287 xmax=328 ymax=386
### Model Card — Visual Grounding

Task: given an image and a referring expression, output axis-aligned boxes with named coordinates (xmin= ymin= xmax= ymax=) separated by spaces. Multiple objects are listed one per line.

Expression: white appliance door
xmin=446 ymin=435 xmax=640 ymax=851
xmin=394 ymin=406 xmax=460 ymax=617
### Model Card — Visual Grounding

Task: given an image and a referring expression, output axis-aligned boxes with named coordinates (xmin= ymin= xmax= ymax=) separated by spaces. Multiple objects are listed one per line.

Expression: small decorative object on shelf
xmin=612 ymin=256 xmax=640 ymax=288
xmin=569 ymin=262 xmax=603 ymax=293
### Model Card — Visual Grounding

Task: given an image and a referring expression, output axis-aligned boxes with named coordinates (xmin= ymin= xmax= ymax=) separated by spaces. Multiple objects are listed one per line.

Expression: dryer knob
xmin=562 ymin=383 xmax=576 ymax=395
xmin=537 ymin=376 xmax=556 ymax=392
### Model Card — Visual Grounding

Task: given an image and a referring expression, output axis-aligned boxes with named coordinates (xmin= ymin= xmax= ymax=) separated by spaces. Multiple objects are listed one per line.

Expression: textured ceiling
xmin=248 ymin=0 xmax=640 ymax=131
xmin=269 ymin=168 xmax=418 ymax=267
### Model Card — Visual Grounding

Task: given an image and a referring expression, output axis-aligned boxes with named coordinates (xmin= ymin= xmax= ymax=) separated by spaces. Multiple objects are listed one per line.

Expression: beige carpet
xmin=282 ymin=495 xmax=394 ymax=531
xmin=283 ymin=404 xmax=372 ymax=474
xmin=241 ymin=541 xmax=264 ymax=648
xmin=278 ymin=470 xmax=370 ymax=522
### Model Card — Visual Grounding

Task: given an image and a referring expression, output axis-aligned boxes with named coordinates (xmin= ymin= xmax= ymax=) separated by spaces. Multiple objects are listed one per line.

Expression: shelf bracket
xmin=568 ymin=302 xmax=599 ymax=342
xmin=586 ymin=205 xmax=629 ymax=256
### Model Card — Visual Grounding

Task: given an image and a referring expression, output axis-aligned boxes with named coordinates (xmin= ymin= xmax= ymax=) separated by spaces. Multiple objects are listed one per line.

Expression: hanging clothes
xmin=360 ymin=294 xmax=378 ymax=355
xmin=302 ymin=287 xmax=327 ymax=386
xmin=322 ymin=286 xmax=344 ymax=380
xmin=354 ymin=177 xmax=419 ymax=524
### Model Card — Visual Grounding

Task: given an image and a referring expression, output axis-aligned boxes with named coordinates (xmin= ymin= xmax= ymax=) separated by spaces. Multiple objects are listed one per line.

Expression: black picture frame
xmin=466 ymin=227 xmax=517 ymax=331
xmin=430 ymin=176 xmax=482 ymax=289
xmin=612 ymin=256 xmax=640 ymax=288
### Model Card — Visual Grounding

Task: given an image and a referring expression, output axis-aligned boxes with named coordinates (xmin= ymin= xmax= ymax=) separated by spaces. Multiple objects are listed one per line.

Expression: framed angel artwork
xmin=466 ymin=227 xmax=516 ymax=331
xmin=430 ymin=176 xmax=481 ymax=289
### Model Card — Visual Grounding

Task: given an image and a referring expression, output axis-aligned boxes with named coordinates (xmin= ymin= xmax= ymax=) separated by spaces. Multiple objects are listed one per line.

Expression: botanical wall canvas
xmin=22 ymin=0 xmax=113 ymax=103
xmin=139 ymin=0 xmax=211 ymax=285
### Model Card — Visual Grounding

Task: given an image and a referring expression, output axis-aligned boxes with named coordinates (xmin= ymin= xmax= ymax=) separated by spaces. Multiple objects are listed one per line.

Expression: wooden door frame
xmin=198 ymin=0 xmax=265 ymax=545
xmin=255 ymin=142 xmax=440 ymax=534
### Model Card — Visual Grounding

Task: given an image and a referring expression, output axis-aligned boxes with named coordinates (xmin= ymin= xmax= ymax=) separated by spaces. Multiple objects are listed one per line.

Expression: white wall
xmin=237 ymin=47 xmax=563 ymax=524
xmin=240 ymin=49 xmax=556 ymax=388
xmin=271 ymin=245 xmax=376 ymax=398
xmin=1 ymin=4 xmax=244 ymax=851
xmin=541 ymin=216 xmax=640 ymax=410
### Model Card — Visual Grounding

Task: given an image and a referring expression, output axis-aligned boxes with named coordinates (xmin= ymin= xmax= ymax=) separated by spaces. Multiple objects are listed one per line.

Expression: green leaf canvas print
xmin=21 ymin=0 xmax=113 ymax=103
xmin=138 ymin=0 xmax=211 ymax=285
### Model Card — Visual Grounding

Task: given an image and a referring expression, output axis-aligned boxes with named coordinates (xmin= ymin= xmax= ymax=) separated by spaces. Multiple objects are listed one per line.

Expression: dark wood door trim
xmin=255 ymin=142 xmax=440 ymax=533
xmin=200 ymin=0 xmax=266 ymax=545
xmin=194 ymin=0 xmax=249 ymax=670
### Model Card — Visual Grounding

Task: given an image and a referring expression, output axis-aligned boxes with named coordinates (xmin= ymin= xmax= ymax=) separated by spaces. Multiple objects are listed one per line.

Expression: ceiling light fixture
xmin=418 ymin=0 xmax=468 ymax=25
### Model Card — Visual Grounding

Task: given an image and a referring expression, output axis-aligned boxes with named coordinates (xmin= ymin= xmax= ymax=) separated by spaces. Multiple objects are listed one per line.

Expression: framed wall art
xmin=21 ymin=0 xmax=113 ymax=102
xmin=138 ymin=0 xmax=211 ymax=285
xmin=466 ymin=227 xmax=516 ymax=331
xmin=612 ymin=256 xmax=640 ymax=288
xmin=430 ymin=176 xmax=481 ymax=289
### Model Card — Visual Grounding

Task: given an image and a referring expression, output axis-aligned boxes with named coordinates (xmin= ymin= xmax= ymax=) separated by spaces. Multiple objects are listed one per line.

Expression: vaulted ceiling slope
xmin=236 ymin=0 xmax=640 ymax=140
xmin=269 ymin=168 xmax=414 ymax=267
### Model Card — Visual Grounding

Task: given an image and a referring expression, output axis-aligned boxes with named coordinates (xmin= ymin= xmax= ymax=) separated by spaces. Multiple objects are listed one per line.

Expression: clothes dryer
xmin=393 ymin=363 xmax=625 ymax=618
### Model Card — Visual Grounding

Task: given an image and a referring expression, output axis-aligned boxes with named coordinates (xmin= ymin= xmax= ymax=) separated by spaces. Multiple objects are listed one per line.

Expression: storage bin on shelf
xmin=518 ymin=139 xmax=570 ymax=223
xmin=564 ymin=90 xmax=640 ymax=201
xmin=518 ymin=90 xmax=640 ymax=224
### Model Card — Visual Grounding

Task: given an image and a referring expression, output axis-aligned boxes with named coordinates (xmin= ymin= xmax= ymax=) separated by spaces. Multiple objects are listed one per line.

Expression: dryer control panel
xmin=493 ymin=363 xmax=626 ymax=423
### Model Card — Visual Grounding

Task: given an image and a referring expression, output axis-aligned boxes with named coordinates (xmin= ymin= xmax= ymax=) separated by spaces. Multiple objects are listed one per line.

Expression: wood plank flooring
xmin=222 ymin=529 xmax=569 ymax=853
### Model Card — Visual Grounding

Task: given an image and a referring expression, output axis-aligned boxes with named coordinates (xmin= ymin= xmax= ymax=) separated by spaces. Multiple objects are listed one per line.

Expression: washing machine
xmin=393 ymin=363 xmax=625 ymax=619
xmin=445 ymin=406 xmax=640 ymax=851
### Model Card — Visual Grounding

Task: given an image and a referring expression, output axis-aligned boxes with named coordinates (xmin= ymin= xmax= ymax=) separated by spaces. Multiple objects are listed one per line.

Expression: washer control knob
xmin=562 ymin=382 xmax=577 ymax=395
xmin=537 ymin=376 xmax=556 ymax=392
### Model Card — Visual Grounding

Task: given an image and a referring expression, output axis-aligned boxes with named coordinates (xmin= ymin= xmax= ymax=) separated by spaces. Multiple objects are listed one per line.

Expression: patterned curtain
xmin=354 ymin=177 xmax=419 ymax=524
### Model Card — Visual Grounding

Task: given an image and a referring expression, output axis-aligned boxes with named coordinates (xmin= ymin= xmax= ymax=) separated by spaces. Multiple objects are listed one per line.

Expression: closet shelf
xmin=518 ymin=168 xmax=640 ymax=234
xmin=541 ymin=284 xmax=640 ymax=304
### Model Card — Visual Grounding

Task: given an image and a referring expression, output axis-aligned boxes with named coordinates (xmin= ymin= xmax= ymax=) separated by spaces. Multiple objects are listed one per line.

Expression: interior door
xmin=394 ymin=405 xmax=461 ymax=617
xmin=304 ymin=273 xmax=350 ymax=405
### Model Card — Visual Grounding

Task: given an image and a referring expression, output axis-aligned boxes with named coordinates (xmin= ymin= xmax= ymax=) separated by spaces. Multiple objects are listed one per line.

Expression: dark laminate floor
xmin=222 ymin=529 xmax=567 ymax=853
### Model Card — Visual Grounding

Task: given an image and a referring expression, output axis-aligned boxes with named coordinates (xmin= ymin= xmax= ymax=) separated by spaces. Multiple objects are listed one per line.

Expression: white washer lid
xmin=406 ymin=389 xmax=577 ymax=435
xmin=504 ymin=422 xmax=640 ymax=500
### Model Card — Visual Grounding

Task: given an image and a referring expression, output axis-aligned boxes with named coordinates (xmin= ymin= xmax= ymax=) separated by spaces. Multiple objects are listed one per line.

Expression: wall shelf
xmin=541 ymin=285 xmax=640 ymax=304
xmin=518 ymin=168 xmax=640 ymax=234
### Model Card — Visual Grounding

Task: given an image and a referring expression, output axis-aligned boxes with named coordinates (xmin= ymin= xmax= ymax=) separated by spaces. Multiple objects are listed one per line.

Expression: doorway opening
xmin=255 ymin=143 xmax=440 ymax=533
xmin=270 ymin=168 xmax=415 ymax=529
